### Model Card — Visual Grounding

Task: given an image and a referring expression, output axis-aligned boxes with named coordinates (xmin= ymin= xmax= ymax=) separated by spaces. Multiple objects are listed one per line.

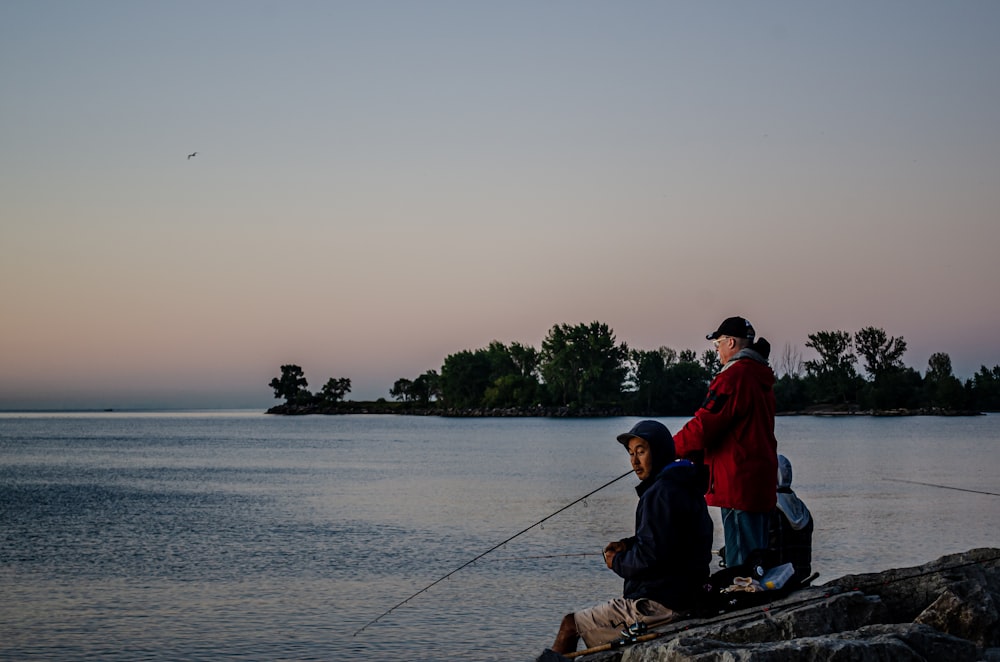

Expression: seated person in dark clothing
xmin=548 ymin=420 xmax=714 ymax=655
xmin=768 ymin=454 xmax=814 ymax=585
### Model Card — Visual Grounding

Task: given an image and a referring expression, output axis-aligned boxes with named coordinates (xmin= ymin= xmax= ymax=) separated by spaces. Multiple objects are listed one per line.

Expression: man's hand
xmin=603 ymin=541 xmax=626 ymax=569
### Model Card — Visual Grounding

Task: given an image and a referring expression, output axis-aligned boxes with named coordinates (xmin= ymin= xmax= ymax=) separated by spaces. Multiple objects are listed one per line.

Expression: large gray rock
xmin=567 ymin=548 xmax=1000 ymax=662
xmin=633 ymin=623 xmax=977 ymax=661
xmin=829 ymin=547 xmax=1000 ymax=649
xmin=915 ymin=580 xmax=999 ymax=648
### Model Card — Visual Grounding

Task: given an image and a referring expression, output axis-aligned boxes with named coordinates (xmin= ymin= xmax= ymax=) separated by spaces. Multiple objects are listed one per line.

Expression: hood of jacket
xmin=776 ymin=454 xmax=811 ymax=530
xmin=722 ymin=346 xmax=770 ymax=370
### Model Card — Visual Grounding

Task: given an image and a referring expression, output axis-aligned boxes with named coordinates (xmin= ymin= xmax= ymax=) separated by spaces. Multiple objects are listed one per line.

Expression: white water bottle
xmin=761 ymin=563 xmax=795 ymax=590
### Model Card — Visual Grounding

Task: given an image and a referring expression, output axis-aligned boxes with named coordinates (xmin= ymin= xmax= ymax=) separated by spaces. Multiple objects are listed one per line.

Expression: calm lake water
xmin=1 ymin=412 xmax=998 ymax=661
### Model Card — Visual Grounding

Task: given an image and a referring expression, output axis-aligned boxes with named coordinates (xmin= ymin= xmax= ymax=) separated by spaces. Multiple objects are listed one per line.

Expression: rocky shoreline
xmin=541 ymin=547 xmax=1000 ymax=661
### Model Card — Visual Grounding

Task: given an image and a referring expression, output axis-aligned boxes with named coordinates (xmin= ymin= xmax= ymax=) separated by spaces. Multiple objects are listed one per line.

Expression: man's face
xmin=714 ymin=335 xmax=736 ymax=363
xmin=627 ymin=436 xmax=654 ymax=481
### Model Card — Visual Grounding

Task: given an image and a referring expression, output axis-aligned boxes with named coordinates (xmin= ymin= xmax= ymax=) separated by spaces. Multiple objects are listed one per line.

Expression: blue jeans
xmin=721 ymin=508 xmax=770 ymax=567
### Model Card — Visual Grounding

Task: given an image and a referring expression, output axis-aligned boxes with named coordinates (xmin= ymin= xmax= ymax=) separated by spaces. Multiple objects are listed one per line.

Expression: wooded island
xmin=268 ymin=321 xmax=1000 ymax=416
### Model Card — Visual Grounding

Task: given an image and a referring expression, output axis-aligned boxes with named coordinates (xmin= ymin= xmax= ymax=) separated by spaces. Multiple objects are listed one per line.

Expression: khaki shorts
xmin=573 ymin=597 xmax=678 ymax=647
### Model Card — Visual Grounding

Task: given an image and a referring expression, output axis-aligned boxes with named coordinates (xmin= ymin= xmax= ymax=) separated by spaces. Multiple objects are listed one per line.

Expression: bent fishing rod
xmin=353 ymin=468 xmax=634 ymax=636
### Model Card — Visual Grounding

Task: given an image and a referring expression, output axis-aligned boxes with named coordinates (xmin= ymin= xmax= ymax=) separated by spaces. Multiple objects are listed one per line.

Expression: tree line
xmin=268 ymin=321 xmax=1000 ymax=415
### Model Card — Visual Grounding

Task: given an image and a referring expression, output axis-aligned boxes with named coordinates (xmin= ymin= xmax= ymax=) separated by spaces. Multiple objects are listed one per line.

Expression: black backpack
xmin=693 ymin=548 xmax=799 ymax=616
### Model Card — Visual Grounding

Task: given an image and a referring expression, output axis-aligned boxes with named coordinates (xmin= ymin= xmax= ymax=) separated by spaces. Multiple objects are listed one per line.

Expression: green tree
xmin=854 ymin=327 xmax=915 ymax=409
xmin=504 ymin=341 xmax=543 ymax=407
xmin=970 ymin=365 xmax=1000 ymax=411
xmin=319 ymin=377 xmax=352 ymax=403
xmin=627 ymin=347 xmax=673 ymax=413
xmin=390 ymin=378 xmax=413 ymax=402
xmin=858 ymin=367 xmax=922 ymax=410
xmin=923 ymin=352 xmax=967 ymax=411
xmin=483 ymin=373 xmax=539 ymax=408
xmin=774 ymin=373 xmax=810 ymax=413
xmin=475 ymin=341 xmax=540 ymax=408
xmin=440 ymin=349 xmax=493 ymax=409
xmin=854 ymin=326 xmax=908 ymax=381
xmin=700 ymin=349 xmax=721 ymax=376
xmin=664 ymin=353 xmax=712 ymax=415
xmin=440 ymin=341 xmax=542 ymax=410
xmin=411 ymin=370 xmax=441 ymax=406
xmin=624 ymin=347 xmax=710 ymax=415
xmin=803 ymin=330 xmax=859 ymax=405
xmin=269 ymin=364 xmax=311 ymax=405
xmin=483 ymin=341 xmax=516 ymax=376
xmin=507 ymin=342 xmax=541 ymax=380
xmin=539 ymin=321 xmax=628 ymax=408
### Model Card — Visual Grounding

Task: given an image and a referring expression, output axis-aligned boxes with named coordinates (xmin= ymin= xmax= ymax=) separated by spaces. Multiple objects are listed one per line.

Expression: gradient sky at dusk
xmin=3 ymin=1 xmax=999 ymax=409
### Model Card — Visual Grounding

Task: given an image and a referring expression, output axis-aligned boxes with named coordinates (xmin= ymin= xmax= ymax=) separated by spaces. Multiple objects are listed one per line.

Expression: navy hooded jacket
xmin=612 ymin=460 xmax=714 ymax=609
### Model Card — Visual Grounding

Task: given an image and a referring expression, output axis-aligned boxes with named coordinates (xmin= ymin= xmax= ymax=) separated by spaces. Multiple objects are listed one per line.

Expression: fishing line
xmin=884 ymin=477 xmax=1000 ymax=497
xmin=353 ymin=469 xmax=634 ymax=636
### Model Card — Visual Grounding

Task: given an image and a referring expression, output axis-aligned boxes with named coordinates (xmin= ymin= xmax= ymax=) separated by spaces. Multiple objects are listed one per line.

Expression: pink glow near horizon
xmin=2 ymin=2 xmax=999 ymax=408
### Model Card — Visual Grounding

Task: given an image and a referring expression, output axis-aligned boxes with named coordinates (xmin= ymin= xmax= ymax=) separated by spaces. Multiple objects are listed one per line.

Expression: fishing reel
xmin=618 ymin=620 xmax=648 ymax=642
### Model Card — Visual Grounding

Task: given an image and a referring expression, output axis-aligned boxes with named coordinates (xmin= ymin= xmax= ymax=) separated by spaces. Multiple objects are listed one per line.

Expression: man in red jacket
xmin=673 ymin=316 xmax=778 ymax=569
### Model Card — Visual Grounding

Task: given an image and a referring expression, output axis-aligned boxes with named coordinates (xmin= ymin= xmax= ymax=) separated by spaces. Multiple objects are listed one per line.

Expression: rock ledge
xmin=565 ymin=547 xmax=1000 ymax=661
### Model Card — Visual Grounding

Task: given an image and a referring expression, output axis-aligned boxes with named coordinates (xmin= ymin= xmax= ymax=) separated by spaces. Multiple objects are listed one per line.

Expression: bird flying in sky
xmin=187 ymin=152 xmax=198 ymax=159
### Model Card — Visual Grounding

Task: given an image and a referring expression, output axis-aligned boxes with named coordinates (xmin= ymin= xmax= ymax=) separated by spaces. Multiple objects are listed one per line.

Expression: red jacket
xmin=673 ymin=354 xmax=778 ymax=513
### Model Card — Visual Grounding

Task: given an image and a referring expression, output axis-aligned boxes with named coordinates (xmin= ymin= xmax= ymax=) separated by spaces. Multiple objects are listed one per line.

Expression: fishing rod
xmin=485 ymin=552 xmax=601 ymax=562
xmin=884 ymin=477 xmax=1000 ymax=497
xmin=484 ymin=548 xmax=726 ymax=562
xmin=353 ymin=469 xmax=635 ymax=636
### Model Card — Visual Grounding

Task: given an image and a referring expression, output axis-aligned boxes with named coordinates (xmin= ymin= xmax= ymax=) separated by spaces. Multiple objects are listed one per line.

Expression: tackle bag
xmin=693 ymin=548 xmax=799 ymax=616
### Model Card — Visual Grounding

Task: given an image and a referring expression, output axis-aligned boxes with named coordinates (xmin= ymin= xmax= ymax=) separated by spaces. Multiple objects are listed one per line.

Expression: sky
xmin=2 ymin=1 xmax=999 ymax=409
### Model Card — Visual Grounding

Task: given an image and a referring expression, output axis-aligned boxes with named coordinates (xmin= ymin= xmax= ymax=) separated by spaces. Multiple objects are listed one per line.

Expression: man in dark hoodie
xmin=549 ymin=420 xmax=714 ymax=654
xmin=674 ymin=316 xmax=778 ymax=569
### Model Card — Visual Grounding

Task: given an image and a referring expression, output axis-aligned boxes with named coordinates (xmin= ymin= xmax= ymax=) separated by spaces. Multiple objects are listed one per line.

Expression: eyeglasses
xmin=712 ymin=336 xmax=730 ymax=349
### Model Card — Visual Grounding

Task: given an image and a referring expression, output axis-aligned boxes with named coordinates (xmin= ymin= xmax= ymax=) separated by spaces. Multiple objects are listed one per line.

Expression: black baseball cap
xmin=706 ymin=316 xmax=756 ymax=340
